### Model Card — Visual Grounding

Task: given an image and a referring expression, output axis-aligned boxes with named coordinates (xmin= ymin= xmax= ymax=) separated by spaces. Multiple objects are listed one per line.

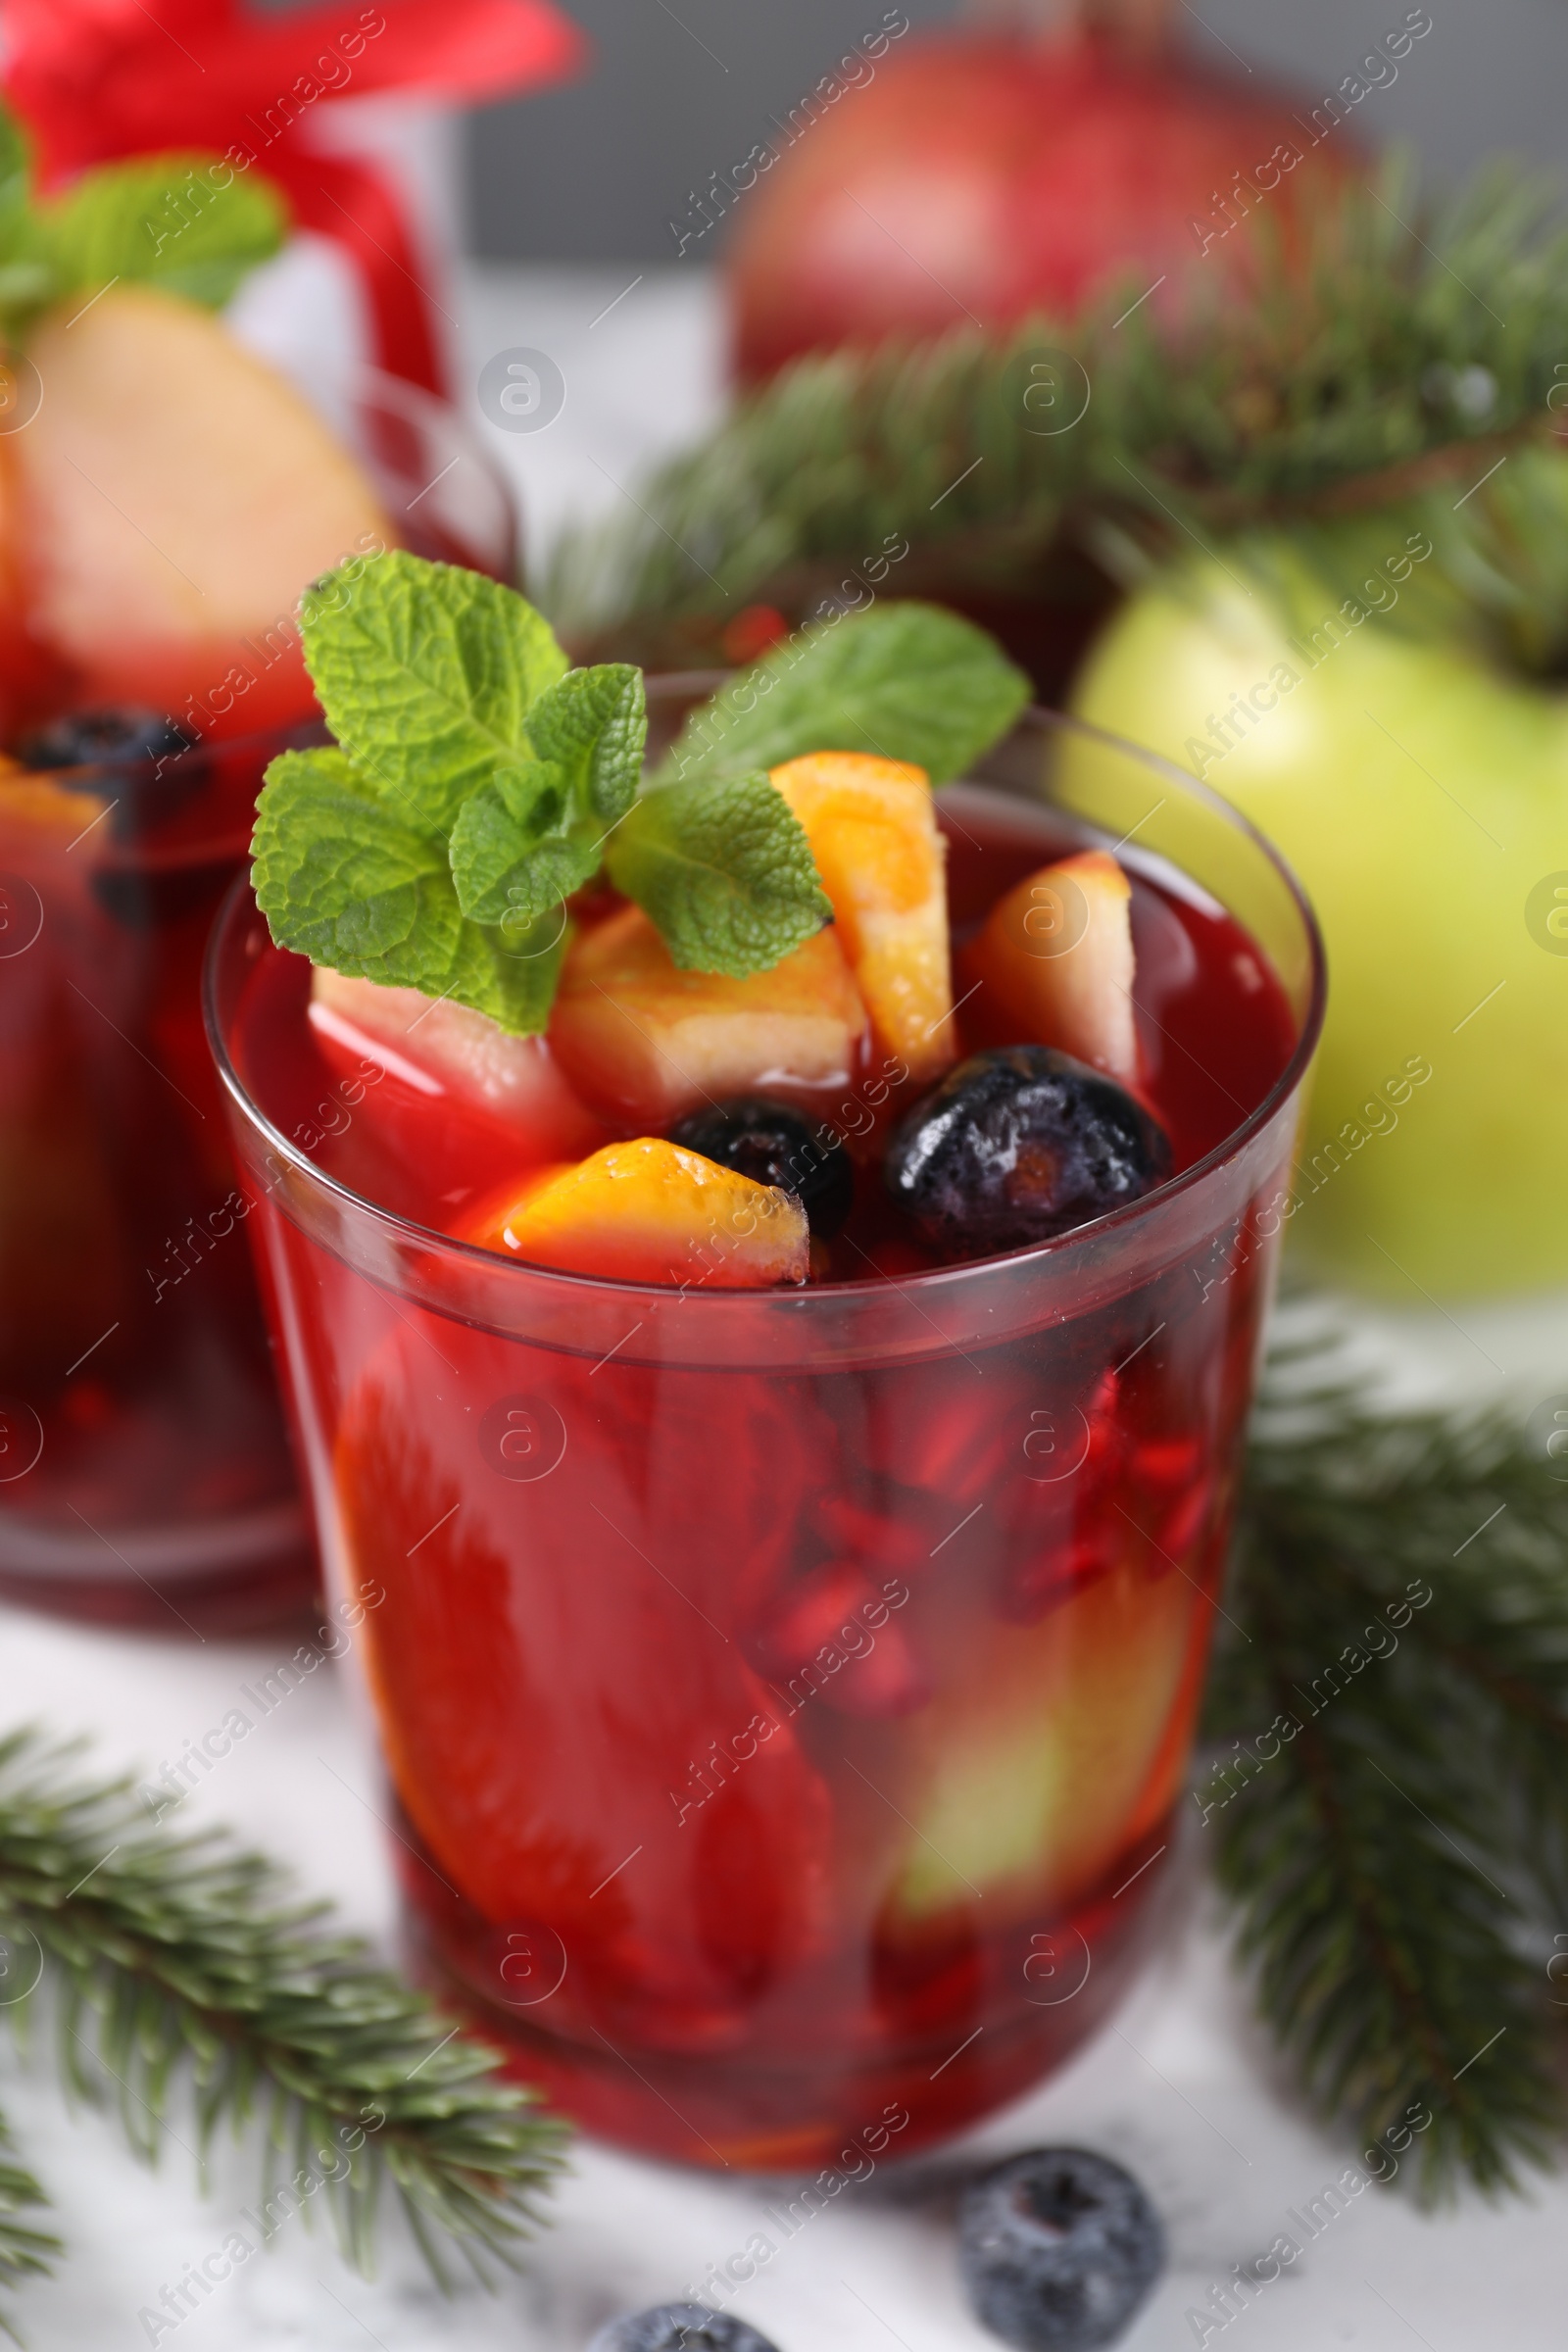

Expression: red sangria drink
xmin=208 ymin=564 xmax=1322 ymax=2163
xmin=0 ymin=291 xmax=514 ymax=1633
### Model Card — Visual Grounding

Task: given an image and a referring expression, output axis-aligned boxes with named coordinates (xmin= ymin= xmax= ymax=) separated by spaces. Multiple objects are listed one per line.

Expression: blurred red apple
xmin=728 ymin=0 xmax=1358 ymax=381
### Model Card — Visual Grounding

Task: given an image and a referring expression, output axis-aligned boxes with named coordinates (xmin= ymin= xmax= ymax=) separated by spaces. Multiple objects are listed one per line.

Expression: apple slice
xmin=14 ymin=285 xmax=393 ymax=735
xmin=464 ymin=1138 xmax=809 ymax=1287
xmin=768 ymin=751 xmax=956 ymax=1082
xmin=549 ymin=903 xmax=867 ymax=1125
xmin=309 ymin=969 xmax=608 ymax=1162
xmin=962 ymin=849 xmax=1139 ymax=1084
xmin=884 ymin=1554 xmax=1197 ymax=1924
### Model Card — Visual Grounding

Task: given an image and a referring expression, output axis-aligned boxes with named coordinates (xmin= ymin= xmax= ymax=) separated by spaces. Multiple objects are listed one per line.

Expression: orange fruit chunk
xmin=463 ymin=1138 xmax=809 ymax=1288
xmin=769 ymin=751 xmax=955 ymax=1081
xmin=0 ymin=761 xmax=97 ymax=839
xmin=549 ymin=902 xmax=866 ymax=1125
xmin=963 ymin=849 xmax=1139 ymax=1084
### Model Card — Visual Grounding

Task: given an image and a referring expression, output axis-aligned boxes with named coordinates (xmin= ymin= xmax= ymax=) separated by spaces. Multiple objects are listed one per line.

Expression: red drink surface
xmin=220 ymin=785 xmax=1300 ymax=2165
xmin=239 ymin=790 xmax=1297 ymax=1276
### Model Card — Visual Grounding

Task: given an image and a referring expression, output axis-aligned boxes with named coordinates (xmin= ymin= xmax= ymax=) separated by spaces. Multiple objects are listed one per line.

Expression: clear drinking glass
xmin=0 ymin=371 xmax=514 ymax=1634
xmin=206 ymin=705 xmax=1323 ymax=2162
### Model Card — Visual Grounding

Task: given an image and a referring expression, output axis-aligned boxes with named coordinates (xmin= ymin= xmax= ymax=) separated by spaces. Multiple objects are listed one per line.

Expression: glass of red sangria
xmin=0 ymin=355 xmax=513 ymax=1636
xmin=206 ymin=565 xmax=1324 ymax=2165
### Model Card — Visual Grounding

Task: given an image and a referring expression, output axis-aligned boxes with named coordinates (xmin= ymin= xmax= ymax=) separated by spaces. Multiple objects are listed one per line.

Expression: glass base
xmin=395 ymin=1822 xmax=1176 ymax=2171
xmin=0 ymin=1498 xmax=319 ymax=1637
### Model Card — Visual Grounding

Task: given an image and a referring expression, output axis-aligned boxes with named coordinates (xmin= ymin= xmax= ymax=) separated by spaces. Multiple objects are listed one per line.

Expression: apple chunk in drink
xmin=212 ymin=564 xmax=1320 ymax=2162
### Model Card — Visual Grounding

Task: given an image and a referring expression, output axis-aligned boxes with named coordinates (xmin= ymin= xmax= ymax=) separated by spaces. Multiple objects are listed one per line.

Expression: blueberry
xmin=884 ymin=1047 xmax=1170 ymax=1260
xmin=18 ymin=707 xmax=205 ymax=865
xmin=958 ymin=2147 xmax=1164 ymax=2351
xmin=20 ymin=707 xmax=196 ymax=775
xmin=669 ymin=1096 xmax=854 ymax=1236
xmin=586 ymin=2306 xmax=780 ymax=2352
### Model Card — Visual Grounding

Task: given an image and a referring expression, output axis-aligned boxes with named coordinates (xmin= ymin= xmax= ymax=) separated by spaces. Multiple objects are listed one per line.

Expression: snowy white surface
xmin=4 ymin=268 xmax=1568 ymax=2350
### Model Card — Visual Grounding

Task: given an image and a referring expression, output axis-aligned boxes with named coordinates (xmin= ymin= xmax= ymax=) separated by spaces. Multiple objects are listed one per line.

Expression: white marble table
xmin=4 ymin=265 xmax=1567 ymax=2352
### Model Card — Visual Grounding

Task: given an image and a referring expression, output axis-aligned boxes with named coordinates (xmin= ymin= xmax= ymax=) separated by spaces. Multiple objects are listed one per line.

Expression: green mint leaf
xmin=0 ymin=106 xmax=58 ymax=325
xmin=448 ymin=665 xmax=646 ymax=925
xmin=262 ymin=566 xmax=621 ymax=1028
xmin=447 ymin=908 xmax=569 ymax=1036
xmin=0 ymin=101 xmax=30 ymax=242
xmin=0 ymin=258 xmax=51 ymax=312
xmin=37 ymin=154 xmax=287 ymax=309
xmin=300 ymin=553 xmax=569 ymax=835
xmin=659 ymin=601 xmax=1032 ymax=789
xmin=524 ymin=663 xmax=647 ymax=825
xmin=450 ymin=781 xmax=599 ymax=927
xmin=607 ymin=773 xmax=830 ymax=977
xmin=493 ymin=758 xmax=568 ymax=835
xmin=251 ymin=749 xmax=447 ymax=968
xmin=253 ymin=748 xmax=565 ymax=1034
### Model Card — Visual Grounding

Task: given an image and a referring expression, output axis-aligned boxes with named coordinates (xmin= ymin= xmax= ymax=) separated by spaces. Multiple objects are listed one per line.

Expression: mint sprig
xmin=0 ymin=102 xmax=287 ymax=332
xmin=254 ymin=553 xmax=831 ymax=1031
xmin=251 ymin=749 xmax=448 ymax=967
xmin=447 ymin=664 xmax=647 ymax=927
xmin=449 ymin=776 xmax=599 ymax=929
xmin=36 ymin=153 xmax=287 ymax=312
xmin=252 ymin=748 xmax=566 ymax=1034
xmin=607 ymin=773 xmax=832 ymax=977
xmin=298 ymin=558 xmax=571 ymax=830
xmin=252 ymin=554 xmax=1028 ymax=1034
xmin=658 ymin=601 xmax=1032 ymax=788
xmin=526 ymin=662 xmax=648 ymax=821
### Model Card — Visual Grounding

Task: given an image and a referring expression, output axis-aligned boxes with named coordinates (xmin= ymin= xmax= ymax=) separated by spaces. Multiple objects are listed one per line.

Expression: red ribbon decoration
xmin=1 ymin=0 xmax=588 ymax=394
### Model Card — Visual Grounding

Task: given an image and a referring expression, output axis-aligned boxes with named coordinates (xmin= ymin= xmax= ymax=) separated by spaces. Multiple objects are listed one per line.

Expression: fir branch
xmin=1206 ymin=1350 xmax=1568 ymax=2196
xmin=0 ymin=2112 xmax=58 ymax=2347
xmin=544 ymin=156 xmax=1568 ymax=674
xmin=0 ymin=1731 xmax=564 ymax=2310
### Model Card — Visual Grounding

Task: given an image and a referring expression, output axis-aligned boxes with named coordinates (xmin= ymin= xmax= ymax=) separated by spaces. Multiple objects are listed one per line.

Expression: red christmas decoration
xmin=1 ymin=0 xmax=588 ymax=395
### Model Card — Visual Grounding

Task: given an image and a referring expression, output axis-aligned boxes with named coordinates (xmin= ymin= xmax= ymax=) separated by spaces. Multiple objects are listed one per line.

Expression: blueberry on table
xmin=20 ymin=707 xmax=196 ymax=775
xmin=668 ymin=1095 xmax=854 ymax=1236
xmin=587 ymin=2307 xmax=780 ymax=2352
xmin=958 ymin=2147 xmax=1164 ymax=2350
xmin=884 ymin=1047 xmax=1171 ymax=1260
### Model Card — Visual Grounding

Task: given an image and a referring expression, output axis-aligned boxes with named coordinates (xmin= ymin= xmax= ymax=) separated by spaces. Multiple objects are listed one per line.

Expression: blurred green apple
xmin=1072 ymin=544 xmax=1568 ymax=1298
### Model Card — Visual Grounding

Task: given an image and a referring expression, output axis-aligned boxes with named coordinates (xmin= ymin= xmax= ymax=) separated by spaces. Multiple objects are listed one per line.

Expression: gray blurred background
xmin=466 ymin=0 xmax=1568 ymax=262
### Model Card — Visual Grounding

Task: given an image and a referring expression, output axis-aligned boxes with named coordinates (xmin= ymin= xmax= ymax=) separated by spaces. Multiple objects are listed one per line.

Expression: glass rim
xmin=204 ymin=701 xmax=1327 ymax=1309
